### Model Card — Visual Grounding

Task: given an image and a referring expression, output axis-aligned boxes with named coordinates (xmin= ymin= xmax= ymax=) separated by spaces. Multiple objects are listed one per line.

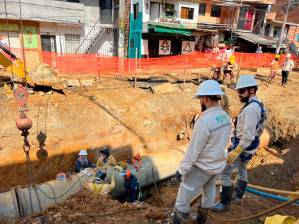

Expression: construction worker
xmin=124 ymin=170 xmax=140 ymax=202
xmin=223 ymin=55 xmax=236 ymax=84
xmin=212 ymin=75 xmax=267 ymax=212
xmin=281 ymin=54 xmax=295 ymax=87
xmin=96 ymin=147 xmax=117 ymax=169
xmin=75 ymin=150 xmax=94 ymax=173
xmin=256 ymin=46 xmax=262 ymax=54
xmin=173 ymin=80 xmax=232 ymax=224
xmin=268 ymin=55 xmax=280 ymax=83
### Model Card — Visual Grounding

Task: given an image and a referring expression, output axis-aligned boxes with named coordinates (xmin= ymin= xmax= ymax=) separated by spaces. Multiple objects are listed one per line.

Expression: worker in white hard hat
xmin=281 ymin=54 xmax=295 ymax=87
xmin=75 ymin=149 xmax=94 ymax=173
xmin=173 ymin=80 xmax=232 ymax=224
xmin=212 ymin=75 xmax=267 ymax=213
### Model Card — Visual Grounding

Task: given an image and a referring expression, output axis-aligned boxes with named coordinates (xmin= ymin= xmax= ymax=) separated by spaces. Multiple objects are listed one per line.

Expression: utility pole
xmin=275 ymin=0 xmax=292 ymax=54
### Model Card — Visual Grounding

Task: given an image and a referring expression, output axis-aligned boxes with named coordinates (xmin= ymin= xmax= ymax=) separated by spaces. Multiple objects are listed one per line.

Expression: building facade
xmin=264 ymin=0 xmax=299 ymax=54
xmin=0 ymin=0 xmax=124 ymax=70
xmin=128 ymin=0 xmax=276 ymax=57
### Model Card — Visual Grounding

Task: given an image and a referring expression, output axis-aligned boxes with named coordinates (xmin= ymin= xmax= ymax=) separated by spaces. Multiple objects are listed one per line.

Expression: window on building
xmin=150 ymin=2 xmax=160 ymax=21
xmin=198 ymin=3 xmax=206 ymax=16
xmin=41 ymin=35 xmax=56 ymax=52
xmin=273 ymin=27 xmax=281 ymax=38
xmin=164 ymin=4 xmax=175 ymax=17
xmin=100 ymin=0 xmax=113 ymax=24
xmin=181 ymin=7 xmax=194 ymax=20
xmin=67 ymin=0 xmax=80 ymax=3
xmin=210 ymin=5 xmax=221 ymax=17
xmin=237 ymin=6 xmax=254 ymax=31
xmin=133 ymin=3 xmax=139 ymax=20
xmin=65 ymin=33 xmax=80 ymax=54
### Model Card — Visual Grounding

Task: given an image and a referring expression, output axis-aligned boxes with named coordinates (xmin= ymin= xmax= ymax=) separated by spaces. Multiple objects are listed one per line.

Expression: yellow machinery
xmin=0 ymin=43 xmax=32 ymax=84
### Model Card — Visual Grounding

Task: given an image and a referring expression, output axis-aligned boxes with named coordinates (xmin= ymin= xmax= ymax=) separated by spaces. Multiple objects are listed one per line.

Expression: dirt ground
xmin=1 ymin=69 xmax=299 ymax=223
xmin=13 ymin=142 xmax=299 ymax=224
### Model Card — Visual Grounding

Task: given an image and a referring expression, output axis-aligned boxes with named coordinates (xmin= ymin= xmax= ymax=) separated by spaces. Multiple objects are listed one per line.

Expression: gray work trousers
xmin=175 ymin=166 xmax=218 ymax=213
xmin=219 ymin=157 xmax=249 ymax=187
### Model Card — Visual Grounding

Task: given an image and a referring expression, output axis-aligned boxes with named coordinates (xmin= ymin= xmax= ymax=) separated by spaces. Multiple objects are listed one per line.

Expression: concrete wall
xmin=80 ymin=0 xmax=101 ymax=25
xmin=0 ymin=0 xmax=85 ymax=23
xmin=142 ymin=0 xmax=198 ymax=23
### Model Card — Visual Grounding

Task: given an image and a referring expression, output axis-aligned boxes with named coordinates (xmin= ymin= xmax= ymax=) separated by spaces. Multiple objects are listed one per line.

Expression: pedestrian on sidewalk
xmin=173 ymin=80 xmax=232 ymax=224
xmin=281 ymin=54 xmax=295 ymax=87
xmin=268 ymin=55 xmax=280 ymax=84
xmin=212 ymin=75 xmax=267 ymax=213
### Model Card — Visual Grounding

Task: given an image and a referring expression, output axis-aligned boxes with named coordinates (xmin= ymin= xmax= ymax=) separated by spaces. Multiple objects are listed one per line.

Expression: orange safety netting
xmin=2 ymin=48 xmax=299 ymax=76
xmin=41 ymin=51 xmax=299 ymax=76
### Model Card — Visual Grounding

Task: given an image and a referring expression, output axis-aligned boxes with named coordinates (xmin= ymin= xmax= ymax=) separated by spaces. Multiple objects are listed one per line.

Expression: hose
xmin=209 ymin=195 xmax=299 ymax=223
xmin=247 ymin=184 xmax=299 ymax=196
xmin=246 ymin=187 xmax=299 ymax=206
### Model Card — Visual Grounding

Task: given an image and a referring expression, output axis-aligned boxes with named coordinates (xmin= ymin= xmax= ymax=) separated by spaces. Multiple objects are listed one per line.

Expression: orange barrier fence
xmin=41 ymin=51 xmax=299 ymax=76
xmin=2 ymin=48 xmax=299 ymax=76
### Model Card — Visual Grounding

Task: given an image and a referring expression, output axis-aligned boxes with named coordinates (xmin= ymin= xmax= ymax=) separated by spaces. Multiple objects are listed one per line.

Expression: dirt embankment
xmin=0 ymin=71 xmax=298 ymax=192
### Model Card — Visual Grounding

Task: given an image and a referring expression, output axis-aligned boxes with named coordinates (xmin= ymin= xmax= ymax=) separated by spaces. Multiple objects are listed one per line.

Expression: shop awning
xmin=148 ymin=22 xmax=195 ymax=36
xmin=233 ymin=31 xmax=285 ymax=48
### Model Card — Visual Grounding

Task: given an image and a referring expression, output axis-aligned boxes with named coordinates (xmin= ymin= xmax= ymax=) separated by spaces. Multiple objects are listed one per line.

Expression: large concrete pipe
xmin=0 ymin=146 xmax=186 ymax=219
xmin=259 ymin=126 xmax=273 ymax=149
xmin=110 ymin=146 xmax=186 ymax=197
xmin=16 ymin=171 xmax=95 ymax=217
xmin=0 ymin=188 xmax=20 ymax=218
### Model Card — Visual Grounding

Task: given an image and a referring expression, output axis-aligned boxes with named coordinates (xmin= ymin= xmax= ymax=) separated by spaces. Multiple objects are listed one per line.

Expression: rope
xmin=3 ymin=0 xmax=16 ymax=88
xmin=34 ymin=172 xmax=94 ymax=200
xmin=18 ymin=0 xmax=28 ymax=88
xmin=209 ymin=195 xmax=299 ymax=222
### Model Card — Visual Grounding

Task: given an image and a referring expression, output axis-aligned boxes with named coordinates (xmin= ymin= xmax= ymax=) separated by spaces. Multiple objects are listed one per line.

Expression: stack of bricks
xmin=288 ymin=26 xmax=299 ymax=48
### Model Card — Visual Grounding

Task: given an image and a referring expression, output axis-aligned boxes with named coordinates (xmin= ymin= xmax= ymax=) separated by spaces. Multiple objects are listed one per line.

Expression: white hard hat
xmin=286 ymin=54 xmax=291 ymax=58
xmin=235 ymin=75 xmax=257 ymax=89
xmin=78 ymin=150 xmax=88 ymax=156
xmin=194 ymin=80 xmax=224 ymax=97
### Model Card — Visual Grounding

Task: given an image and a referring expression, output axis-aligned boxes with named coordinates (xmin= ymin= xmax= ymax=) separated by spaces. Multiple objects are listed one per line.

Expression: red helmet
xmin=126 ymin=170 xmax=131 ymax=179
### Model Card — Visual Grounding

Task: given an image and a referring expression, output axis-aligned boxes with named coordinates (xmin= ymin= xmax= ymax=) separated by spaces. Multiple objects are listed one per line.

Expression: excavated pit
xmin=0 ymin=71 xmax=299 ymax=223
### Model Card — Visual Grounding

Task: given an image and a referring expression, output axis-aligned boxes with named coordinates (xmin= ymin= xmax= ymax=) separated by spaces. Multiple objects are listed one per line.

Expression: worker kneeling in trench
xmin=85 ymin=147 xmax=140 ymax=202
xmin=173 ymin=80 xmax=232 ymax=224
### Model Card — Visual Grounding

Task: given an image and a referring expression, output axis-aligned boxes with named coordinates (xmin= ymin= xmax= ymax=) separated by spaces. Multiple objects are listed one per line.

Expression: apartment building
xmin=128 ymin=0 xmax=276 ymax=57
xmin=264 ymin=0 xmax=299 ymax=54
xmin=0 ymin=0 xmax=124 ymax=70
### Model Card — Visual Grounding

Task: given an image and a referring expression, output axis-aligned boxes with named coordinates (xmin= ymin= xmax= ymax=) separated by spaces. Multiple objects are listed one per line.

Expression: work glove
xmin=227 ymin=145 xmax=244 ymax=165
xmin=176 ymin=170 xmax=182 ymax=182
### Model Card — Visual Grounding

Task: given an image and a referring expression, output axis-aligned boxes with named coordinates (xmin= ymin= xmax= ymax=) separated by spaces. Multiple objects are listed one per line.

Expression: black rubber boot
xmin=234 ymin=180 xmax=247 ymax=204
xmin=196 ymin=207 xmax=209 ymax=224
xmin=173 ymin=208 xmax=188 ymax=224
xmin=211 ymin=185 xmax=233 ymax=213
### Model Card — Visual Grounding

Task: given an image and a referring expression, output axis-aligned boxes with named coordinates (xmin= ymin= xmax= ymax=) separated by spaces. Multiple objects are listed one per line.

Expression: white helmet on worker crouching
xmin=235 ymin=75 xmax=258 ymax=90
xmin=78 ymin=150 xmax=88 ymax=156
xmin=194 ymin=80 xmax=224 ymax=98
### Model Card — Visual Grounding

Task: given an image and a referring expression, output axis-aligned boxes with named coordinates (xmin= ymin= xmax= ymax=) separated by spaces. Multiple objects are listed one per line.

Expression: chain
xmin=21 ymin=129 xmax=35 ymax=185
